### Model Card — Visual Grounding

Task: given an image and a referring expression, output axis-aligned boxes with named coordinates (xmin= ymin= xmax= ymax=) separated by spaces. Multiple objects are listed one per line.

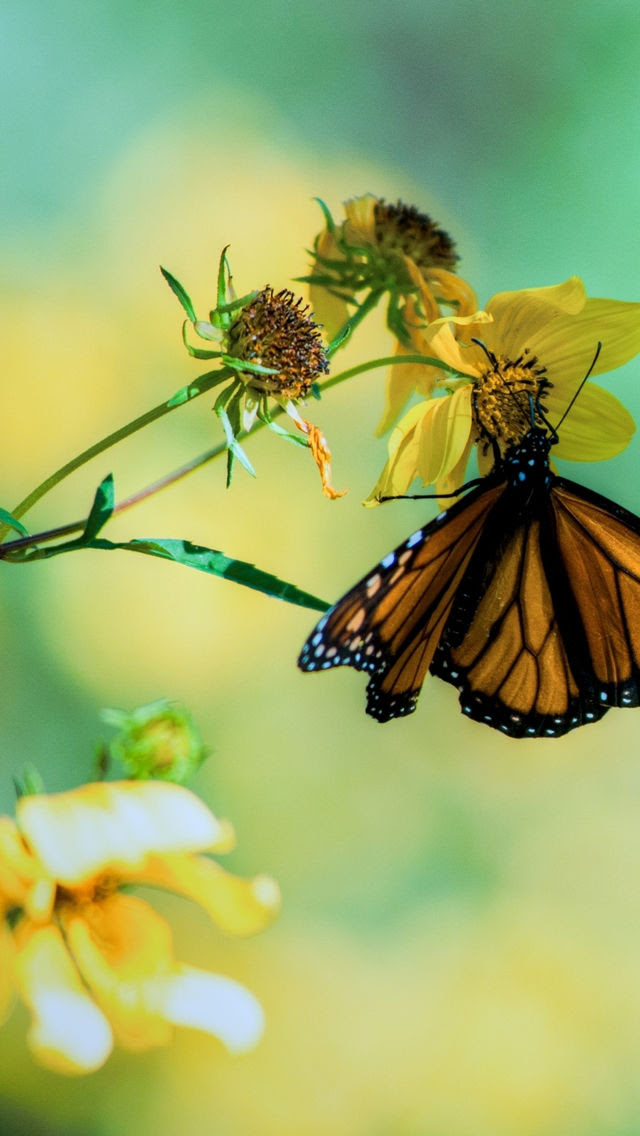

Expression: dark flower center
xmin=228 ymin=288 xmax=329 ymax=400
xmin=373 ymin=200 xmax=458 ymax=272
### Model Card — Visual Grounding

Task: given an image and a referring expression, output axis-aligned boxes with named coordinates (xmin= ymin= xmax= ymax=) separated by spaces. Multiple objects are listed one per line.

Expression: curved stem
xmin=320 ymin=352 xmax=448 ymax=392
xmin=0 ymin=367 xmax=232 ymax=542
xmin=0 ymin=352 xmax=449 ymax=555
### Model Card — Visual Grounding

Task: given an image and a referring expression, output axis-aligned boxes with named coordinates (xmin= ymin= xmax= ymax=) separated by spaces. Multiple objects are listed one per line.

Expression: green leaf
xmin=88 ymin=536 xmax=330 ymax=611
xmin=81 ymin=474 xmax=115 ymax=541
xmin=160 ymin=267 xmax=197 ymax=323
xmin=0 ymin=508 xmax=28 ymax=537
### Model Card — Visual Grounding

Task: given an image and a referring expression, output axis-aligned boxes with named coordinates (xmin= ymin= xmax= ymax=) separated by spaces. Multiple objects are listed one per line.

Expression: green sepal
xmin=0 ymin=508 xmax=28 ymax=537
xmin=87 ymin=536 xmax=330 ymax=611
xmin=259 ymin=413 xmax=309 ymax=449
xmin=160 ymin=267 xmax=197 ymax=323
xmin=166 ymin=368 xmax=232 ymax=409
xmin=216 ymin=246 xmax=231 ymax=312
xmin=214 ymin=399 xmax=256 ymax=481
xmin=214 ymin=291 xmax=258 ymax=318
xmin=222 ymin=355 xmax=279 ymax=377
xmin=312 ymin=197 xmax=338 ymax=238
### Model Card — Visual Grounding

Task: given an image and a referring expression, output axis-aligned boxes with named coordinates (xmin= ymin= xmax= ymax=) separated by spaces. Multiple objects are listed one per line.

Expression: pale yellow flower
xmin=0 ymin=781 xmax=280 ymax=1074
xmin=368 ymin=277 xmax=640 ymax=503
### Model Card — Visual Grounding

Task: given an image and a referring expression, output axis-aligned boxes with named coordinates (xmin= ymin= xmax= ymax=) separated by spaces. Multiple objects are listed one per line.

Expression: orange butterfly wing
xmin=298 ymin=482 xmax=504 ymax=720
xmin=432 ymin=478 xmax=640 ymax=736
xmin=299 ymin=428 xmax=640 ymax=738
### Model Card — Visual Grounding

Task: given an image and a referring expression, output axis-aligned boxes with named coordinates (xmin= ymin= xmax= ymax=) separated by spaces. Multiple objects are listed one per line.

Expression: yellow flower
xmin=368 ymin=277 xmax=640 ymax=503
xmin=307 ymin=194 xmax=477 ymax=432
xmin=0 ymin=781 xmax=280 ymax=1074
xmin=377 ymin=255 xmax=478 ymax=436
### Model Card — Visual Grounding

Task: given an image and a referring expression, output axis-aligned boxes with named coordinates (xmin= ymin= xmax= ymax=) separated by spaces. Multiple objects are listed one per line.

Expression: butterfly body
xmin=298 ymin=428 xmax=640 ymax=738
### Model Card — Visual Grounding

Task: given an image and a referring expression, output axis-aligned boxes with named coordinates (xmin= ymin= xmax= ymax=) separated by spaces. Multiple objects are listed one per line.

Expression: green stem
xmin=0 ymin=368 xmax=232 ymax=542
xmin=0 ymin=352 xmax=448 ymax=556
xmin=322 ymin=353 xmax=449 ymax=391
xmin=327 ymin=288 xmax=385 ymax=354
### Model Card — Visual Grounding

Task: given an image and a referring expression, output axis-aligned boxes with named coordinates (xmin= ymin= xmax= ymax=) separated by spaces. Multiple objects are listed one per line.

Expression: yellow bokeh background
xmin=2 ymin=5 xmax=640 ymax=1133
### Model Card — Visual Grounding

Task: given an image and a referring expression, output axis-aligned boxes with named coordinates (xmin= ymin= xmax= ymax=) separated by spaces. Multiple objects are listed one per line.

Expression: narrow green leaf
xmin=82 ymin=475 xmax=115 ymax=541
xmin=0 ymin=508 xmax=28 ymax=537
xmin=160 ymin=267 xmax=197 ymax=323
xmin=88 ymin=536 xmax=330 ymax=611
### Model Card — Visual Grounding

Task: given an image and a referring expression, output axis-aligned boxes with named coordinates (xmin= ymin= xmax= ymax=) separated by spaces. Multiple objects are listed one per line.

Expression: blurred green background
xmin=1 ymin=1 xmax=640 ymax=1133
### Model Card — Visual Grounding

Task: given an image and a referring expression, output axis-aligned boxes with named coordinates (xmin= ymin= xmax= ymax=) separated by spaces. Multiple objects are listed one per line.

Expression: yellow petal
xmin=427 ymin=267 xmax=478 ymax=317
xmin=434 ymin=431 xmax=476 ymax=504
xmin=402 ymin=259 xmax=440 ymax=324
xmin=65 ymin=895 xmax=174 ymax=1050
xmin=17 ymin=781 xmax=234 ymax=885
xmin=547 ymin=382 xmax=636 ymax=462
xmin=485 ymin=277 xmax=587 ymax=360
xmin=421 ymin=315 xmax=491 ymax=377
xmin=142 ymin=965 xmax=264 ymax=1053
xmin=0 ymin=816 xmax=40 ymax=885
xmin=376 ymin=338 xmax=441 ymax=436
xmin=132 ymin=853 xmax=281 ymax=936
xmin=343 ymin=194 xmax=377 ymax=245
xmin=15 ymin=923 xmax=112 ymax=1074
xmin=365 ymin=402 xmax=430 ymax=505
xmin=527 ymin=297 xmax=640 ymax=398
xmin=416 ymin=387 xmax=474 ymax=486
xmin=0 ymin=923 xmax=16 ymax=1026
xmin=308 ymin=228 xmax=349 ymax=343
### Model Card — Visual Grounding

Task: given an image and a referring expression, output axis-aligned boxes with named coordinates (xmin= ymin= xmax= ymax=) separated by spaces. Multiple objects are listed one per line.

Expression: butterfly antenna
xmin=553 ymin=341 xmax=603 ymax=433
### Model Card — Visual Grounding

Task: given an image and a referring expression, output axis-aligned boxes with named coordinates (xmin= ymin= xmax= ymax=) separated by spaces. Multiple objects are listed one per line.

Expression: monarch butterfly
xmin=298 ymin=408 xmax=640 ymax=738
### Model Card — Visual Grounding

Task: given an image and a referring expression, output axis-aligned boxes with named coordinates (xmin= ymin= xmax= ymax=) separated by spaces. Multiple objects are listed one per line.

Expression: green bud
xmin=101 ymin=699 xmax=209 ymax=784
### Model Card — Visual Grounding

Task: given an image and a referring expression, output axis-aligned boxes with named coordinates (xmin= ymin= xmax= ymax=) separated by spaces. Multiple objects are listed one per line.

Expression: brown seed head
xmin=228 ymin=287 xmax=329 ymax=400
xmin=373 ymin=200 xmax=458 ymax=271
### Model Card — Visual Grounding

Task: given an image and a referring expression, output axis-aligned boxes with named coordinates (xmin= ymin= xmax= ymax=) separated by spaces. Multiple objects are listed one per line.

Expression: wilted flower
xmin=163 ymin=251 xmax=344 ymax=498
xmin=367 ymin=277 xmax=640 ymax=503
xmin=0 ymin=781 xmax=280 ymax=1074
xmin=304 ymin=195 xmax=477 ymax=431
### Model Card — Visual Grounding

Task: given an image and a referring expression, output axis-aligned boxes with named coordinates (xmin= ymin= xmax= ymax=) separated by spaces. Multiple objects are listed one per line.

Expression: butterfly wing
xmin=431 ymin=477 xmax=640 ymax=737
xmin=549 ymin=478 xmax=640 ymax=706
xmin=298 ymin=481 xmax=504 ymax=721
